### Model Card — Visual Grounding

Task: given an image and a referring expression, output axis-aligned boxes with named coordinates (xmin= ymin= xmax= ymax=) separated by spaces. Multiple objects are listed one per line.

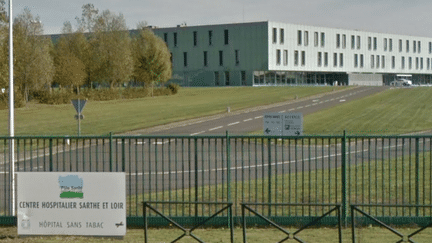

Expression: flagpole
xmin=9 ymin=0 xmax=15 ymax=217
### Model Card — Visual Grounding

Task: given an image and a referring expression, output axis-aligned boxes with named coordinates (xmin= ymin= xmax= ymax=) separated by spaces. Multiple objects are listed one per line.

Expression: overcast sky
xmin=5 ymin=0 xmax=432 ymax=37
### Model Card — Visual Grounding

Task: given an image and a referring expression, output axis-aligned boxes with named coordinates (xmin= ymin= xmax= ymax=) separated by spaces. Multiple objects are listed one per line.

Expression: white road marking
xmin=243 ymin=118 xmax=253 ymax=122
xmin=190 ymin=131 xmax=205 ymax=136
xmin=297 ymin=106 xmax=304 ymax=109
xmin=330 ymin=98 xmax=335 ymax=101
xmin=305 ymin=105 xmax=311 ymax=107
xmin=312 ymin=99 xmax=319 ymax=102
xmin=209 ymin=126 xmax=223 ymax=131
xmin=340 ymin=99 xmax=346 ymax=102
xmin=228 ymin=122 xmax=240 ymax=126
xmin=255 ymin=116 xmax=263 ymax=119
xmin=135 ymin=141 xmax=146 ymax=145
xmin=279 ymin=110 xmax=286 ymax=113
xmin=288 ymin=108 xmax=295 ymax=111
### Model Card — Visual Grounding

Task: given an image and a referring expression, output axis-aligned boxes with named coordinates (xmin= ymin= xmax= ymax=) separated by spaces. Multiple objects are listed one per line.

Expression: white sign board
xmin=263 ymin=113 xmax=283 ymax=136
xmin=17 ymin=172 xmax=126 ymax=236
xmin=282 ymin=113 xmax=303 ymax=136
xmin=264 ymin=113 xmax=303 ymax=136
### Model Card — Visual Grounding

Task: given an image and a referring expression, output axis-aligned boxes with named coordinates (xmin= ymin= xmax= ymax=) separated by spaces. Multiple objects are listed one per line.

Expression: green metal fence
xmin=0 ymin=133 xmax=431 ymax=226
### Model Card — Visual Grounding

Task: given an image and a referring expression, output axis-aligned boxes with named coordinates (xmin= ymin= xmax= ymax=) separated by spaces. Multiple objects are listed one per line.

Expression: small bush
xmin=167 ymin=83 xmax=180 ymax=94
xmin=81 ymin=88 xmax=121 ymax=101
xmin=0 ymin=91 xmax=26 ymax=109
xmin=33 ymin=89 xmax=74 ymax=105
xmin=122 ymin=87 xmax=149 ymax=99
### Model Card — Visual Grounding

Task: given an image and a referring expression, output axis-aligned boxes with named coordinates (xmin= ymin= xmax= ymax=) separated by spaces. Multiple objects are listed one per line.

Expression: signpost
xmin=264 ymin=113 xmax=303 ymax=136
xmin=17 ymin=172 xmax=126 ymax=237
xmin=71 ymin=99 xmax=87 ymax=136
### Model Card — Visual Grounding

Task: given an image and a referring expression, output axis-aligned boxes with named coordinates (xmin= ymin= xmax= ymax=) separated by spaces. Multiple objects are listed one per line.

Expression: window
xmin=428 ymin=58 xmax=430 ymax=70
xmin=368 ymin=37 xmax=372 ymax=50
xmin=241 ymin=71 xmax=246 ymax=85
xmin=336 ymin=34 xmax=340 ymax=48
xmin=219 ymin=51 xmax=223 ymax=66
xmin=418 ymin=41 xmax=421 ymax=53
xmin=208 ymin=30 xmax=213 ymax=45
xmin=354 ymin=54 xmax=358 ymax=67
xmin=280 ymin=28 xmax=284 ymax=44
xmin=373 ymin=37 xmax=377 ymax=50
xmin=294 ymin=51 xmax=299 ymax=66
xmin=429 ymin=42 xmax=432 ymax=54
xmin=164 ymin=33 xmax=168 ymax=43
xmin=406 ymin=40 xmax=409 ymax=52
xmin=381 ymin=55 xmax=385 ymax=69
xmin=384 ymin=38 xmax=387 ymax=51
xmin=357 ymin=36 xmax=360 ymax=49
xmin=360 ymin=54 xmax=364 ymax=68
xmin=193 ymin=31 xmax=197 ymax=46
xmin=401 ymin=57 xmax=405 ymax=69
xmin=304 ymin=31 xmax=309 ymax=46
xmin=318 ymin=52 xmax=322 ymax=67
xmin=214 ymin=72 xmax=220 ymax=86
xmin=273 ymin=28 xmax=277 ymax=43
xmin=314 ymin=32 xmax=318 ymax=46
xmin=334 ymin=53 xmax=338 ymax=67
xmin=174 ymin=32 xmax=178 ymax=47
xmin=413 ymin=40 xmax=416 ymax=53
xmin=225 ymin=71 xmax=230 ymax=85
xmin=203 ymin=51 xmax=208 ymax=66
xmin=389 ymin=39 xmax=393 ymax=52
xmin=351 ymin=35 xmax=355 ymax=49
xmin=392 ymin=56 xmax=395 ymax=69
xmin=409 ymin=57 xmax=412 ymax=69
xmin=324 ymin=52 xmax=328 ymax=67
xmin=321 ymin=32 xmax=325 ymax=47
xmin=235 ymin=50 xmax=239 ymax=65
xmin=421 ymin=57 xmax=423 ymax=69
xmin=376 ymin=55 xmax=379 ymax=68
xmin=224 ymin=29 xmax=229 ymax=45
xmin=370 ymin=55 xmax=374 ymax=68
xmin=298 ymin=30 xmax=302 ymax=45
xmin=276 ymin=49 xmax=281 ymax=65
xmin=342 ymin=34 xmax=346 ymax=49
xmin=283 ymin=50 xmax=288 ymax=65
xmin=339 ymin=53 xmax=343 ymax=67
xmin=399 ymin=39 xmax=402 ymax=52
xmin=183 ymin=52 xmax=187 ymax=67
xmin=301 ymin=51 xmax=306 ymax=66
xmin=416 ymin=57 xmax=419 ymax=69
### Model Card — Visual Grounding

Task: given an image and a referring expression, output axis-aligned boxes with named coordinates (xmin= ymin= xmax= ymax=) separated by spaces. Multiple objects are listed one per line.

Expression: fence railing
xmin=0 ymin=133 xmax=431 ymax=226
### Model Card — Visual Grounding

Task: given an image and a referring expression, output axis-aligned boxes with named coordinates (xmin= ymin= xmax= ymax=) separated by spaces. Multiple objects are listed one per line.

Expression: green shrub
xmin=167 ymin=83 xmax=180 ymax=94
xmin=33 ymin=89 xmax=75 ymax=105
xmin=81 ymin=88 xmax=121 ymax=101
xmin=122 ymin=87 xmax=149 ymax=99
xmin=0 ymin=91 xmax=26 ymax=109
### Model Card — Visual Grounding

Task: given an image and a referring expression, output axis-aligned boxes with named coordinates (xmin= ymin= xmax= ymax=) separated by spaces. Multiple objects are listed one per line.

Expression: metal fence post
xmin=341 ymin=130 xmax=347 ymax=225
xmin=122 ymin=138 xmax=126 ymax=173
xmin=49 ymin=138 xmax=53 ymax=172
xmin=415 ymin=137 xmax=420 ymax=216
xmin=226 ymin=131 xmax=232 ymax=225
xmin=109 ymin=132 xmax=113 ymax=172
xmin=194 ymin=137 xmax=198 ymax=219
xmin=268 ymin=137 xmax=272 ymax=217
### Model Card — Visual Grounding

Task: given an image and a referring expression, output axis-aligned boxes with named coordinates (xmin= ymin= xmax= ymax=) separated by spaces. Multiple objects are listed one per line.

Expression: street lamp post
xmin=8 ymin=0 xmax=15 ymax=217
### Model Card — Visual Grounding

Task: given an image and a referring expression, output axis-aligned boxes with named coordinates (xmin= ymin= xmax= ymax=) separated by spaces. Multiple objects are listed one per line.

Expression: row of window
xmin=275 ymin=49 xmax=432 ymax=71
xmin=182 ymin=50 xmax=240 ymax=67
xmin=272 ymin=28 xmax=325 ymax=47
xmin=214 ymin=71 xmax=247 ymax=86
xmin=163 ymin=29 xmax=229 ymax=47
xmin=273 ymin=28 xmax=432 ymax=55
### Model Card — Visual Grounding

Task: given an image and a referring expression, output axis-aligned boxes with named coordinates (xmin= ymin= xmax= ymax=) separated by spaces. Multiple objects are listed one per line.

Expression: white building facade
xmin=153 ymin=21 xmax=432 ymax=86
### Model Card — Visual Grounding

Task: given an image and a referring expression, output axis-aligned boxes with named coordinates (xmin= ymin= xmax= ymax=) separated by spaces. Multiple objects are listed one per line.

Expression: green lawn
xmin=304 ymin=87 xmax=432 ymax=135
xmin=0 ymin=86 xmax=346 ymax=136
xmin=1 ymin=226 xmax=431 ymax=242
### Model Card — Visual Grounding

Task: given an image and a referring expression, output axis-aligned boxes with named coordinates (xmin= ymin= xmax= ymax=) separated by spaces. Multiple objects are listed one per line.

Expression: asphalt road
xmin=135 ymin=86 xmax=388 ymax=135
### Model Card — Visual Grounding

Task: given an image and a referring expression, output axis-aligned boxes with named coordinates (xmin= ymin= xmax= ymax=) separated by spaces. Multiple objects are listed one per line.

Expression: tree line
xmin=0 ymin=3 xmax=173 ymax=107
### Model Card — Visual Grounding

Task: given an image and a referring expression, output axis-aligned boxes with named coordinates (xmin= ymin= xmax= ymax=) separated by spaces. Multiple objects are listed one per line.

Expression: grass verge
xmin=0 ymin=86 xmax=346 ymax=136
